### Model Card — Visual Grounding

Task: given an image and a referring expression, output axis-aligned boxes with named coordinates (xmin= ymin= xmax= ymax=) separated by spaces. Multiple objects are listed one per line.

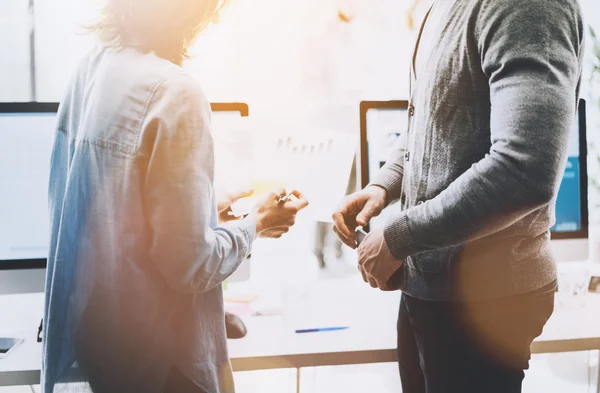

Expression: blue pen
xmin=295 ymin=326 xmax=349 ymax=334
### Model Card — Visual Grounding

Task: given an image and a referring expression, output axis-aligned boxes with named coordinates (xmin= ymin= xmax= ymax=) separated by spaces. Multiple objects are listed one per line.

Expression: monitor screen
xmin=552 ymin=115 xmax=582 ymax=233
xmin=363 ymin=101 xmax=587 ymax=237
xmin=365 ymin=107 xmax=408 ymax=186
xmin=0 ymin=110 xmax=57 ymax=264
xmin=363 ymin=106 xmax=407 ymax=228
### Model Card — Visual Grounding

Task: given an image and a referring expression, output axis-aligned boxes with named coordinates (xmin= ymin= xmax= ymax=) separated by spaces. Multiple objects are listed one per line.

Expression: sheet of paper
xmin=246 ymin=129 xmax=356 ymax=222
xmin=213 ymin=116 xmax=356 ymax=223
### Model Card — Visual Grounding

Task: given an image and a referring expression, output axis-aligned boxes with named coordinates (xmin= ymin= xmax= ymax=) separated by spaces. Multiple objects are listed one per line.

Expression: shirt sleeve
xmin=382 ymin=0 xmax=584 ymax=261
xmin=141 ymin=72 xmax=256 ymax=294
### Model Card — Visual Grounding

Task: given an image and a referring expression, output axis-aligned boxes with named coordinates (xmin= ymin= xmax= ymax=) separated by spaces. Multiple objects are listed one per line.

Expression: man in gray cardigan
xmin=333 ymin=0 xmax=584 ymax=391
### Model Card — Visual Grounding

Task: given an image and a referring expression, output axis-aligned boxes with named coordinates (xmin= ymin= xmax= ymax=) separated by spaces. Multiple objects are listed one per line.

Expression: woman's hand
xmin=249 ymin=188 xmax=309 ymax=238
xmin=217 ymin=189 xmax=254 ymax=223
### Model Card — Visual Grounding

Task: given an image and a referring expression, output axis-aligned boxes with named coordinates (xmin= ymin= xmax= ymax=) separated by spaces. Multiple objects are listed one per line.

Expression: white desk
xmin=1 ymin=277 xmax=600 ymax=391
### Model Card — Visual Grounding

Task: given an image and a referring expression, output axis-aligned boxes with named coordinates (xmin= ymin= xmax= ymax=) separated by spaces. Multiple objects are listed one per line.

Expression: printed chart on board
xmin=228 ymin=129 xmax=356 ymax=223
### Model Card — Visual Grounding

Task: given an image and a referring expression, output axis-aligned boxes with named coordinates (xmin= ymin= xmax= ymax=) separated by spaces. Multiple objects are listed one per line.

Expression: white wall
xmin=186 ymin=0 xmax=413 ymax=116
xmin=2 ymin=0 xmax=413 ymax=108
xmin=0 ymin=0 xmax=31 ymax=101
xmin=33 ymin=0 xmax=95 ymax=101
xmin=580 ymin=0 xmax=600 ymax=223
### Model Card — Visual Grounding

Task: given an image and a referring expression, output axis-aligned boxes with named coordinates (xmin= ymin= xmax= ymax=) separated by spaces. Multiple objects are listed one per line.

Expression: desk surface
xmin=1 ymin=277 xmax=600 ymax=387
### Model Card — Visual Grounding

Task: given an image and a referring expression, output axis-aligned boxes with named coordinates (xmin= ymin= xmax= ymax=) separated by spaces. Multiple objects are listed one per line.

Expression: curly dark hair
xmin=87 ymin=0 xmax=230 ymax=65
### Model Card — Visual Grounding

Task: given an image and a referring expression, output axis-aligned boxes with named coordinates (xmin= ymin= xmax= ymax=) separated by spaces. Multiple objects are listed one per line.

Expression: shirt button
xmin=408 ymin=105 xmax=415 ymax=117
xmin=404 ymin=151 xmax=411 ymax=162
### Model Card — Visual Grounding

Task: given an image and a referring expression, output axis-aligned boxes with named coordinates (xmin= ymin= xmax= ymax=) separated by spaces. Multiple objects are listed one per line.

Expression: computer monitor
xmin=550 ymin=99 xmax=589 ymax=262
xmin=0 ymin=103 xmax=58 ymax=293
xmin=359 ymin=99 xmax=589 ymax=262
xmin=359 ymin=100 xmax=409 ymax=190
xmin=0 ymin=102 xmax=250 ymax=294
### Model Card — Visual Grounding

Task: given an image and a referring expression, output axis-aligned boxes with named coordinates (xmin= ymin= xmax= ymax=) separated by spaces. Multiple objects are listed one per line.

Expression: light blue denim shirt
xmin=42 ymin=45 xmax=256 ymax=393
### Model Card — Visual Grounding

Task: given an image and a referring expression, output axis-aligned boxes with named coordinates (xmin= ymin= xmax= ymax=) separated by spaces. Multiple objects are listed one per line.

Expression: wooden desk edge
xmin=3 ymin=340 xmax=600 ymax=387
xmin=531 ymin=338 xmax=600 ymax=354
xmin=231 ymin=338 xmax=600 ymax=372
xmin=231 ymin=349 xmax=398 ymax=371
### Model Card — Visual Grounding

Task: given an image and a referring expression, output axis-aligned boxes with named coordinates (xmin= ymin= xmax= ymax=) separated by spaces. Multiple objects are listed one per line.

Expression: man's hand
xmin=217 ymin=189 xmax=254 ymax=223
xmin=358 ymin=228 xmax=404 ymax=291
xmin=332 ymin=186 xmax=388 ymax=249
xmin=250 ymin=188 xmax=309 ymax=238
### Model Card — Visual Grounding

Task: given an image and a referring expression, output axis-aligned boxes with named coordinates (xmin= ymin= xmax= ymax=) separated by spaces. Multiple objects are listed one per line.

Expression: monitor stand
xmin=551 ymin=239 xmax=589 ymax=262
xmin=0 ymin=269 xmax=45 ymax=295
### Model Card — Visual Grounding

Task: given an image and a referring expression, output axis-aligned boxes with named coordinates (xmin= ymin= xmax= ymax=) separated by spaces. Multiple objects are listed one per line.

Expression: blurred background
xmin=2 ymin=0 xmax=600 ymax=391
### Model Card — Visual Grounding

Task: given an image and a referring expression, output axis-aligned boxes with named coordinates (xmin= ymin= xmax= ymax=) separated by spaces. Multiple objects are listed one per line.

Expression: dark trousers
xmin=163 ymin=367 xmax=207 ymax=393
xmin=397 ymin=282 xmax=556 ymax=393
